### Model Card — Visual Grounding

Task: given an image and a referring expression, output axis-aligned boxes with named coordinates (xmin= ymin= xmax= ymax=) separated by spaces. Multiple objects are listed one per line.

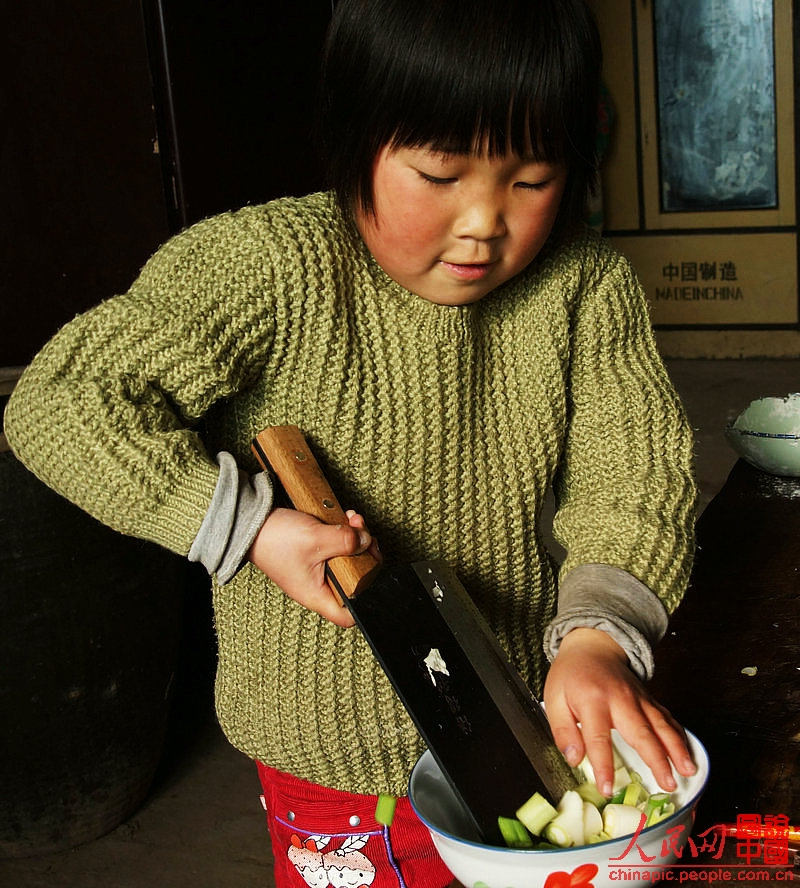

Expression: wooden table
xmin=649 ymin=459 xmax=800 ymax=882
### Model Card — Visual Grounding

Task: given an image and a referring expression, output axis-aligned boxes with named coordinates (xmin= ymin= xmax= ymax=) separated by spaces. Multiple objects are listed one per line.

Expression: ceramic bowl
xmin=409 ymin=729 xmax=710 ymax=888
xmin=725 ymin=393 xmax=800 ymax=477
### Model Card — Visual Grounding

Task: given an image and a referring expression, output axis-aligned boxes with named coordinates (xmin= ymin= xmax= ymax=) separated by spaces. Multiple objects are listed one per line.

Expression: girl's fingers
xmin=641 ymin=700 xmax=697 ymax=778
xmin=618 ymin=722 xmax=676 ymax=792
xmin=344 ymin=509 xmax=381 ymax=560
xmin=304 ymin=584 xmax=356 ymax=627
xmin=572 ymin=714 xmax=616 ymax=797
xmin=311 ymin=520 xmax=373 ymax=560
xmin=543 ymin=690 xmax=601 ymax=787
xmin=611 ymin=701 xmax=694 ymax=792
xmin=547 ymin=716 xmax=585 ymax=771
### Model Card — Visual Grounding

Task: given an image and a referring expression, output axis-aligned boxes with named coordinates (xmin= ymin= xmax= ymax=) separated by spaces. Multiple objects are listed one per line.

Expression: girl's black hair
xmin=318 ymin=0 xmax=602 ymax=235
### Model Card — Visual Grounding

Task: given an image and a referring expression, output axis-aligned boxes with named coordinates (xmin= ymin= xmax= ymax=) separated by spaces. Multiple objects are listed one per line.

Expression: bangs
xmin=320 ymin=0 xmax=601 ymax=224
xmin=384 ymin=7 xmax=578 ymax=164
xmin=388 ymin=90 xmax=569 ymax=166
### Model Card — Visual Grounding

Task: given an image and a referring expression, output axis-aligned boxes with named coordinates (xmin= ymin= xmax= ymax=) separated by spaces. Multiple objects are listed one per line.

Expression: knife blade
xmin=251 ymin=424 xmax=577 ymax=845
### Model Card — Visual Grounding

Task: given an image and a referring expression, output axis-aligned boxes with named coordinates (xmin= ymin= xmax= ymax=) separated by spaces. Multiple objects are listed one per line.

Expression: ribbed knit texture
xmin=5 ymin=191 xmax=696 ymax=795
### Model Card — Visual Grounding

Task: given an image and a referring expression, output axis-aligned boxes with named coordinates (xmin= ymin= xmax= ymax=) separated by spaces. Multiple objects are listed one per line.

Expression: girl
xmin=5 ymin=0 xmax=697 ymax=885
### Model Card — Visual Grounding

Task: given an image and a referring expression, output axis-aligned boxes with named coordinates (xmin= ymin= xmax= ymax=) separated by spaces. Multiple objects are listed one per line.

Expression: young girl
xmin=5 ymin=0 xmax=698 ymax=884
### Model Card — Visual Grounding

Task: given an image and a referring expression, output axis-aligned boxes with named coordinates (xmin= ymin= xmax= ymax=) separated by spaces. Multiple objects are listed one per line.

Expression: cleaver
xmin=252 ymin=425 xmax=577 ymax=845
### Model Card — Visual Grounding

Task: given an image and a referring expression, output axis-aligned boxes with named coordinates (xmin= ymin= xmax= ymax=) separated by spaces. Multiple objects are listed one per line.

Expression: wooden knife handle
xmin=251 ymin=425 xmax=382 ymax=600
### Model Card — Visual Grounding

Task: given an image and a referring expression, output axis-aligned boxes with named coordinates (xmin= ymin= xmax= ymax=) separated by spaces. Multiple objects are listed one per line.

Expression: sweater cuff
xmin=542 ymin=564 xmax=669 ymax=681
xmin=188 ymin=451 xmax=274 ymax=584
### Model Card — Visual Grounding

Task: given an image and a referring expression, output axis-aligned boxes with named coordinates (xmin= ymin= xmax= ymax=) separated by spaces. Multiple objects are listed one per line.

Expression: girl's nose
xmin=452 ymin=195 xmax=507 ymax=241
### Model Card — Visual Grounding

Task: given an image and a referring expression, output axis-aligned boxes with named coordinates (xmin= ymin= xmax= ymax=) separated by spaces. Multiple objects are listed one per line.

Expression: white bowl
xmin=725 ymin=393 xmax=800 ymax=477
xmin=409 ymin=729 xmax=709 ymax=888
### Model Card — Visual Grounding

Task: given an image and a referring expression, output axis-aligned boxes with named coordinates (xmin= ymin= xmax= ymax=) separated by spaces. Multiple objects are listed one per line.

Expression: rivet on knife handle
xmin=251 ymin=425 xmax=382 ymax=601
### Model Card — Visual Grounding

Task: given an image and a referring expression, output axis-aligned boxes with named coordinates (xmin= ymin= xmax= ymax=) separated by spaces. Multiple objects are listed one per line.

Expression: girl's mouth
xmin=439 ymin=260 xmax=495 ymax=280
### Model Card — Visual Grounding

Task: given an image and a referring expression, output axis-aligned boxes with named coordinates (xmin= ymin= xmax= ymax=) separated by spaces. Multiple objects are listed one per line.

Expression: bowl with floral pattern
xmin=408 ymin=729 xmax=709 ymax=888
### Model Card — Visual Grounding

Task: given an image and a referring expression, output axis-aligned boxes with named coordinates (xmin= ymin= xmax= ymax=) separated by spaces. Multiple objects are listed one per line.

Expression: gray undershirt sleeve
xmin=189 ymin=458 xmax=668 ymax=676
xmin=188 ymin=451 xmax=274 ymax=585
xmin=542 ymin=564 xmax=669 ymax=681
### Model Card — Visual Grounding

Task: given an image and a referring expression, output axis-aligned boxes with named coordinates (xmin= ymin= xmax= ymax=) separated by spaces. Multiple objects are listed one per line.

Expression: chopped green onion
xmin=644 ymin=792 xmax=670 ymax=814
xmin=646 ymin=801 xmax=675 ymax=826
xmin=575 ymin=781 xmax=608 ymax=809
xmin=603 ymin=804 xmax=646 ymax=839
xmin=608 ymin=788 xmax=626 ymax=805
xmin=507 ymin=740 xmax=679 ymax=851
xmin=588 ymin=830 xmax=611 ymax=844
xmin=374 ymin=793 xmax=397 ymax=826
xmin=612 ymin=765 xmax=633 ymax=793
xmin=515 ymin=792 xmax=557 ymax=837
xmin=545 ymin=823 xmax=573 ymax=848
xmin=544 ymin=790 xmax=585 ymax=848
xmin=622 ymin=782 xmax=647 ymax=807
xmin=498 ymin=816 xmax=535 ymax=848
xmin=583 ymin=800 xmax=603 ymax=841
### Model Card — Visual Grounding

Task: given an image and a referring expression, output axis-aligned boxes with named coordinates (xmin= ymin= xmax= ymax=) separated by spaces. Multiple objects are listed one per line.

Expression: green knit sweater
xmin=5 ymin=191 xmax=695 ymax=795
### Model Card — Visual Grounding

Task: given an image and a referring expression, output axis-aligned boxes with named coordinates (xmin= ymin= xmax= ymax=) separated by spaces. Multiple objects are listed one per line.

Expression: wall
xmin=1 ymin=1 xmax=331 ymax=371
xmin=1 ymin=0 xmax=170 ymax=369
xmin=589 ymin=0 xmax=800 ymax=358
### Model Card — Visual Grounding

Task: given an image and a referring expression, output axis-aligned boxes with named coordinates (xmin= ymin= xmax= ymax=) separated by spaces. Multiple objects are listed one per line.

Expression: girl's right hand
xmin=247 ymin=507 xmax=377 ymax=627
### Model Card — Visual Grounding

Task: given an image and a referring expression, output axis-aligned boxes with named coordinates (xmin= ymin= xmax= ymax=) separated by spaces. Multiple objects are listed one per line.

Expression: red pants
xmin=256 ymin=762 xmax=454 ymax=888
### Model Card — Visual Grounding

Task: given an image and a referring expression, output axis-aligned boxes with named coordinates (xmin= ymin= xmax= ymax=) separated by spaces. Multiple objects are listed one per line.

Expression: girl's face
xmin=355 ymin=143 xmax=567 ymax=306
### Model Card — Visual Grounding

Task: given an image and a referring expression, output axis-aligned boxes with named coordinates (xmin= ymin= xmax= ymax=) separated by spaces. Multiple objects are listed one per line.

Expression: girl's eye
xmin=515 ymin=179 xmax=551 ymax=191
xmin=418 ymin=171 xmax=457 ymax=186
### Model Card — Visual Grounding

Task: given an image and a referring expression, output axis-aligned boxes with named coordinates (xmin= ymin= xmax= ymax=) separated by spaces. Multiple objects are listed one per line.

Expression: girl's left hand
xmin=542 ymin=627 xmax=697 ymax=796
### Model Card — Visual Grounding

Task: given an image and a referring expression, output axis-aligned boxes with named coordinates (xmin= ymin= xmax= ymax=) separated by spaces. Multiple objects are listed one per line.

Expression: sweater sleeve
xmin=4 ymin=210 xmax=277 ymax=556
xmin=551 ymin=240 xmax=696 ymax=618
